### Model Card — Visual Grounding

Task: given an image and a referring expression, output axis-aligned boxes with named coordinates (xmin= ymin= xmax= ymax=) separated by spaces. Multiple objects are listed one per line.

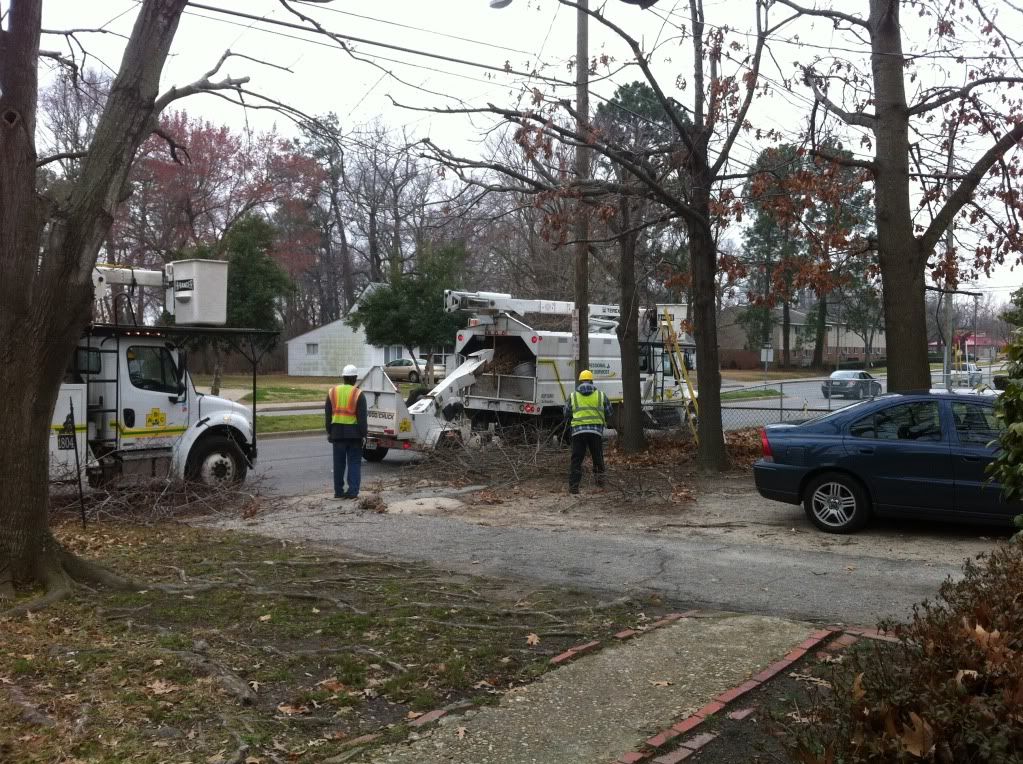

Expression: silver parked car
xmin=383 ymin=358 xmax=445 ymax=384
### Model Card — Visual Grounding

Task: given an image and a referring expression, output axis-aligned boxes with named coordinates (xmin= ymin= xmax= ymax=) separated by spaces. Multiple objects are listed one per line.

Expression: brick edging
xmin=551 ymin=611 xmax=699 ymax=666
xmin=615 ymin=628 xmax=836 ymax=764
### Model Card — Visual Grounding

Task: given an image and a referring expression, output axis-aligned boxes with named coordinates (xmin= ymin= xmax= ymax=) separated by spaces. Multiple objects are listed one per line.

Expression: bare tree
xmin=400 ymin=0 xmax=792 ymax=469
xmin=778 ymin=0 xmax=1023 ymax=390
xmin=0 ymin=0 xmax=268 ymax=608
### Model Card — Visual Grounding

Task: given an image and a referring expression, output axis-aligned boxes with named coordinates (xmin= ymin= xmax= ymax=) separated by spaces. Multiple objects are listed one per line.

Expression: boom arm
xmin=444 ymin=290 xmax=621 ymax=320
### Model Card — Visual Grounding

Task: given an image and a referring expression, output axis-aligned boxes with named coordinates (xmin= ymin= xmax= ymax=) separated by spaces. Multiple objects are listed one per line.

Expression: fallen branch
xmin=162 ymin=650 xmax=257 ymax=704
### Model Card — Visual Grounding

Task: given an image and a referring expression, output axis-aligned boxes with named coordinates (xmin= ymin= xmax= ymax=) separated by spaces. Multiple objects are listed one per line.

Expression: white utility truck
xmin=358 ymin=290 xmax=697 ymax=461
xmin=50 ymin=260 xmax=271 ymax=487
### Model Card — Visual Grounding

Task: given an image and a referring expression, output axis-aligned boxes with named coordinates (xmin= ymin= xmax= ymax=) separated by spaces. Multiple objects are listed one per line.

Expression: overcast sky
xmin=31 ymin=0 xmax=1023 ymax=300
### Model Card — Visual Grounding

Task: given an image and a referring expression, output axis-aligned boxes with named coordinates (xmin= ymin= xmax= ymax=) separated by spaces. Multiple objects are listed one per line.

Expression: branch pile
xmin=49 ymin=476 xmax=276 ymax=525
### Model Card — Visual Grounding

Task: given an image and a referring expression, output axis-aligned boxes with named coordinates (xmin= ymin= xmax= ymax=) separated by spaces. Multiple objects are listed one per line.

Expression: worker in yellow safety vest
xmin=324 ymin=364 xmax=368 ymax=499
xmin=564 ymin=369 xmax=613 ymax=494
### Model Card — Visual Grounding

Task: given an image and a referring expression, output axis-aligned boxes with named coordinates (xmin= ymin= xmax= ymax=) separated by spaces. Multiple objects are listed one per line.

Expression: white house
xmin=286 ymin=319 xmax=407 ymax=377
xmin=286 ymin=284 xmax=408 ymax=377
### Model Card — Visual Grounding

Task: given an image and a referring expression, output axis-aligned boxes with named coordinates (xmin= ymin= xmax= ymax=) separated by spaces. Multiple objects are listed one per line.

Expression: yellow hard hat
xmin=578 ymin=369 xmax=594 ymax=382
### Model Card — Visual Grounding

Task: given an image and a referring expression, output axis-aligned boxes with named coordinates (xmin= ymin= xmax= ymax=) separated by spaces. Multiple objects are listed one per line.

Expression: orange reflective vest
xmin=329 ymin=384 xmax=361 ymax=425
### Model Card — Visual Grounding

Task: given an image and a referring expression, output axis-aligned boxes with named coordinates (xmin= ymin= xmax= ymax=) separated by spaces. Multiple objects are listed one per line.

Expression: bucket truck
xmin=50 ymin=259 xmax=273 ymax=487
xmin=358 ymin=290 xmax=697 ymax=460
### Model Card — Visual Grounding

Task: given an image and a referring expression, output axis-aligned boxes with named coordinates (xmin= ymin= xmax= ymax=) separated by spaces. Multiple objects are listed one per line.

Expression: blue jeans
xmin=332 ymin=441 xmax=362 ymax=497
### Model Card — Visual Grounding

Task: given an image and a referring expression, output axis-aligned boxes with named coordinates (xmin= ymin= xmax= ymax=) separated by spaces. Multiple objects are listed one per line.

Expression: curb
xmin=257 ymin=429 xmax=324 ymax=440
xmin=614 ymin=627 xmax=836 ymax=764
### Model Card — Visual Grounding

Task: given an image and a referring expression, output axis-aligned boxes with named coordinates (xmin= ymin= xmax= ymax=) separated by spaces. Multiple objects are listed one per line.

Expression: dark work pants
xmin=332 ymin=440 xmax=363 ymax=497
xmin=569 ymin=432 xmax=605 ymax=491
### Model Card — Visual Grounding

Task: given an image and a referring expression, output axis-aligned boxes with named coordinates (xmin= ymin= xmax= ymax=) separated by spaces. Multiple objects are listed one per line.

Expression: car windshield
xmin=831 ymin=371 xmax=860 ymax=379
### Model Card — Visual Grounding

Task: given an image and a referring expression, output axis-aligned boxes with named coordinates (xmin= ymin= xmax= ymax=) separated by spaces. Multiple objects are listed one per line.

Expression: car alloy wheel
xmin=811 ymin=482 xmax=856 ymax=528
xmin=803 ymin=472 xmax=870 ymax=533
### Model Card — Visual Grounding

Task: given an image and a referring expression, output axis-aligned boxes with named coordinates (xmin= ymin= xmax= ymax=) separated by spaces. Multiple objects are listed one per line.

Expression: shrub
xmin=792 ymin=540 xmax=1023 ymax=763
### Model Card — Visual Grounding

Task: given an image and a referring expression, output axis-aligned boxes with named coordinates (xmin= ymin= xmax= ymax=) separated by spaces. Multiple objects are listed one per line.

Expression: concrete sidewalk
xmin=368 ymin=612 xmax=814 ymax=764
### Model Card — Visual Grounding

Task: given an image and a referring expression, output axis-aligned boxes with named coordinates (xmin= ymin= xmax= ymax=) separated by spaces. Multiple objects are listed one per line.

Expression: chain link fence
xmin=718 ymin=366 xmax=1005 ymax=431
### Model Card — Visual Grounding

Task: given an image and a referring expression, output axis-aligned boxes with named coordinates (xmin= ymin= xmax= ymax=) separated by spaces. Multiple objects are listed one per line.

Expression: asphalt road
xmin=253 ymin=435 xmax=418 ymax=495
xmin=224 ymin=500 xmax=965 ymax=627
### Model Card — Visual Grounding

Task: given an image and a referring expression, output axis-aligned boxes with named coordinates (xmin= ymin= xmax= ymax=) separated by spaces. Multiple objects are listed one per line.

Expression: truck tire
xmin=363 ymin=446 xmax=389 ymax=462
xmin=186 ymin=434 xmax=247 ymax=486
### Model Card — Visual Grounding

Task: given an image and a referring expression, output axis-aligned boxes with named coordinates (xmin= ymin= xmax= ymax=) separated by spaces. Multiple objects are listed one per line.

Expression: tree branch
xmin=909 ymin=76 xmax=1023 ymax=116
xmin=919 ymin=119 xmax=1023 ymax=255
xmin=557 ymin=0 xmax=703 ymax=168
xmin=36 ymin=150 xmax=88 ymax=167
xmin=154 ymin=50 xmax=252 ymax=111
xmin=711 ymin=0 xmax=791 ymax=177
xmin=772 ymin=0 xmax=869 ymax=29
xmin=803 ymin=68 xmax=876 ymax=127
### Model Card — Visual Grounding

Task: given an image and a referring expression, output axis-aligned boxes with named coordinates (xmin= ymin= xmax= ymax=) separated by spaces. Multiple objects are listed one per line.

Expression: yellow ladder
xmin=662 ymin=308 xmax=699 ymax=443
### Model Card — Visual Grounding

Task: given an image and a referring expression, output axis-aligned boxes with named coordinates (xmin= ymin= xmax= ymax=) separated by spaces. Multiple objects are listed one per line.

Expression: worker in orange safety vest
xmin=324 ymin=364 xmax=368 ymax=499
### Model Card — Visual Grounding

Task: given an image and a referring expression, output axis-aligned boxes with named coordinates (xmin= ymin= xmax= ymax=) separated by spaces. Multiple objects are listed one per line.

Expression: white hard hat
xmin=342 ymin=364 xmax=358 ymax=377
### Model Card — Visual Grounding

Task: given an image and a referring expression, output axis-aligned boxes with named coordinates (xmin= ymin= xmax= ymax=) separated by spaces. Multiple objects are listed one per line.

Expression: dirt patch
xmin=0 ymin=520 xmax=668 ymax=764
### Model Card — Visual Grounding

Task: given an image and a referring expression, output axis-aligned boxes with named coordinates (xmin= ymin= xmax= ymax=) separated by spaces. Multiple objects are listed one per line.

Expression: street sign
xmin=760 ymin=345 xmax=774 ymax=363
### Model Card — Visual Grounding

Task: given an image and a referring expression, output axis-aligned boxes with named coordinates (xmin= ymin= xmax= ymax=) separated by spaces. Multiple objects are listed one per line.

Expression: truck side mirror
xmin=172 ymin=350 xmax=188 ymax=400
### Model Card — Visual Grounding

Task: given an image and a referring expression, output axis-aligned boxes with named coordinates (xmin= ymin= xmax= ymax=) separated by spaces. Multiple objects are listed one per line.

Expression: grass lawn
xmin=1 ymin=520 xmax=659 ymax=763
xmin=720 ymin=388 xmax=782 ymax=401
xmin=256 ymin=413 xmax=323 ymax=433
xmin=720 ymin=368 xmax=826 ymax=382
xmin=241 ymin=385 xmax=325 ymax=404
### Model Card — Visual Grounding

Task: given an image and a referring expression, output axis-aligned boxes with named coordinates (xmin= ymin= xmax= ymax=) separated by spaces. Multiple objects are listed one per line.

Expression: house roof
xmin=286 ymin=282 xmax=386 ymax=344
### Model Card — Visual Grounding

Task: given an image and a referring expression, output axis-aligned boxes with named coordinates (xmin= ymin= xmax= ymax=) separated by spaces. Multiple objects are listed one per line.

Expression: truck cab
xmin=64 ymin=326 xmax=256 ymax=486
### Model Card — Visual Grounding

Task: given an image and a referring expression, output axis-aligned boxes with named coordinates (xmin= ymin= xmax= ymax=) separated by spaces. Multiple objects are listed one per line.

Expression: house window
xmin=306 ymin=343 xmax=319 ymax=355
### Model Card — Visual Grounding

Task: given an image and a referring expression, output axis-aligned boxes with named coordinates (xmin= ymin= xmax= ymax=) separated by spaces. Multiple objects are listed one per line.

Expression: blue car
xmin=753 ymin=391 xmax=1013 ymax=533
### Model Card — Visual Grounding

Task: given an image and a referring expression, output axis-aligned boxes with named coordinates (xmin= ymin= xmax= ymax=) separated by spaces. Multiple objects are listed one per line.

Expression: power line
xmin=289 ymin=0 xmax=538 ymax=57
xmin=187 ymin=2 xmax=577 ymax=88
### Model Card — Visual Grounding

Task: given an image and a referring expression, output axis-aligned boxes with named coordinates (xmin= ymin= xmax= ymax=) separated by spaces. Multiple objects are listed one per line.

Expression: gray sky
xmin=32 ymin=0 xmax=1023 ymax=299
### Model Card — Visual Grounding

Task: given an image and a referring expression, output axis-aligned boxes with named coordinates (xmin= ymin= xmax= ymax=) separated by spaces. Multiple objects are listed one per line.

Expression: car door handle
xmin=961 ymin=455 xmax=982 ymax=462
xmin=858 ymin=447 xmax=875 ymax=454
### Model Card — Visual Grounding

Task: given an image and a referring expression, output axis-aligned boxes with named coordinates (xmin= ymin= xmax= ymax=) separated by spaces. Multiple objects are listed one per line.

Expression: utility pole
xmin=573 ymin=0 xmax=590 ymax=371
xmin=942 ymin=130 xmax=956 ymax=389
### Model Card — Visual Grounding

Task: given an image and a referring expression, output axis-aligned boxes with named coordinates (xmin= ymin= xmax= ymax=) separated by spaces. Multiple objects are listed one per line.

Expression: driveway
xmin=216 ymin=475 xmax=1007 ymax=626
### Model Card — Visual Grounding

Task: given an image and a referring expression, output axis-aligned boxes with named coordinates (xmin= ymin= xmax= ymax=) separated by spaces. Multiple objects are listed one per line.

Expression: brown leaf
xmin=526 ymin=633 xmax=540 ymax=646
xmin=146 ymin=679 xmax=181 ymax=696
xmin=258 ymin=614 xmax=272 ymax=623
xmin=851 ymin=672 xmax=865 ymax=702
xmin=456 ymin=726 xmax=467 ymax=739
xmin=406 ymin=711 xmax=424 ymax=720
xmin=650 ymin=680 xmax=673 ymax=687
xmin=316 ymin=677 xmax=346 ymax=693
xmin=899 ymin=712 xmax=934 ymax=758
xmin=276 ymin=703 xmax=310 ymax=716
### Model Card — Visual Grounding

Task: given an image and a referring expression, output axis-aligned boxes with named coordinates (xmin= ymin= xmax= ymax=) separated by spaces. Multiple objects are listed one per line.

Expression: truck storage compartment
xmin=464 ymin=336 xmax=537 ymax=402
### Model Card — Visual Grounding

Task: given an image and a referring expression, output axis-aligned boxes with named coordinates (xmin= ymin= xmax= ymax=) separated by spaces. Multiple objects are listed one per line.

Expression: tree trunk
xmin=782 ymin=301 xmax=791 ymax=368
xmin=813 ymin=294 xmax=827 ymax=368
xmin=689 ymin=217 xmax=728 ymax=470
xmin=368 ymin=208 xmax=382 ymax=282
xmin=870 ymin=0 xmax=930 ymax=390
xmin=615 ymin=201 xmax=646 ymax=453
xmin=1 ymin=0 xmax=190 ymax=603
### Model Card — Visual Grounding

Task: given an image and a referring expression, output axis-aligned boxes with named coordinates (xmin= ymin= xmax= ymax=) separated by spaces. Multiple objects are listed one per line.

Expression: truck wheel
xmin=187 ymin=435 xmax=247 ymax=486
xmin=363 ymin=446 xmax=389 ymax=462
